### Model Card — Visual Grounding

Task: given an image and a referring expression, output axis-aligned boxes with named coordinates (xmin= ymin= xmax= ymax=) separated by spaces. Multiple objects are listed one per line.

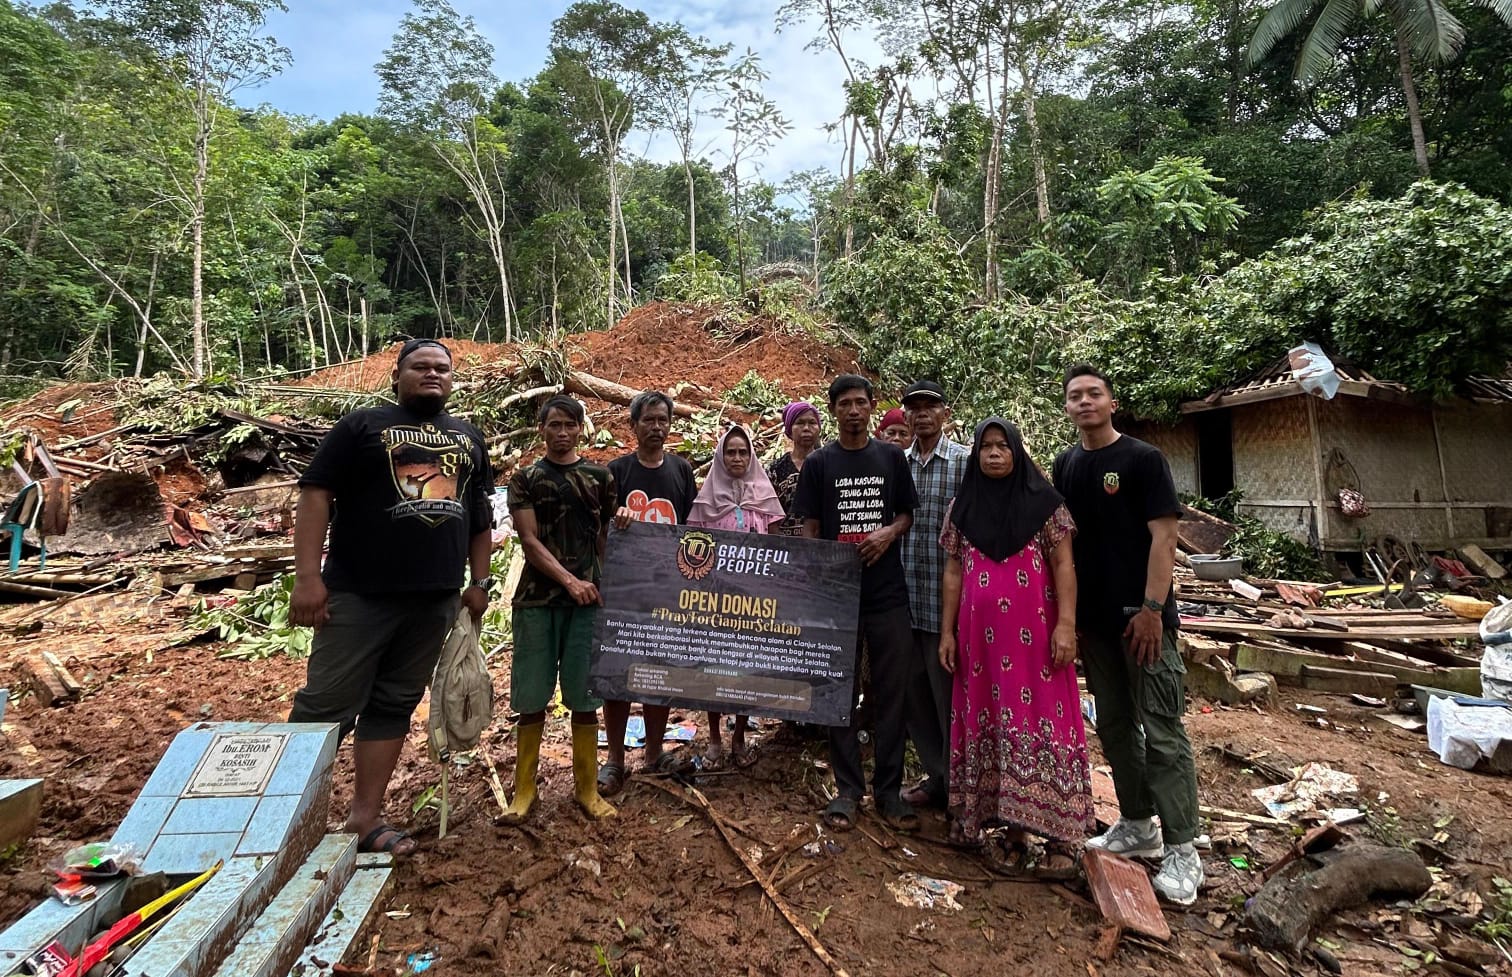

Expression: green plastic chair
xmin=2 ymin=481 xmax=46 ymax=573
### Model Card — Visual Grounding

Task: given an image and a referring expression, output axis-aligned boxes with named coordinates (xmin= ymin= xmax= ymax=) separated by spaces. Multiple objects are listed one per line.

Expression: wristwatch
xmin=469 ymin=576 xmax=495 ymax=594
xmin=1141 ymin=597 xmax=1164 ymax=613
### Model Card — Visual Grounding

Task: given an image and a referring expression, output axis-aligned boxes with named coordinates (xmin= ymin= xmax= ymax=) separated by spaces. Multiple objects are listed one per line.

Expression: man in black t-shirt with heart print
xmin=598 ymin=390 xmax=697 ymax=796
xmin=1052 ymin=363 xmax=1203 ymax=906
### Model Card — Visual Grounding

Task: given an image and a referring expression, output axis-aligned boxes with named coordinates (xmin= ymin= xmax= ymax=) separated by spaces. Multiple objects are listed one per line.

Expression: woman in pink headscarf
xmin=688 ymin=425 xmax=787 ymax=765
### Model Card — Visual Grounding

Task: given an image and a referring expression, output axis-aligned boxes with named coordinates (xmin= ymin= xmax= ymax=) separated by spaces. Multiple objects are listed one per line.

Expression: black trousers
xmin=829 ymin=605 xmax=913 ymax=802
xmin=903 ymin=628 xmax=952 ymax=800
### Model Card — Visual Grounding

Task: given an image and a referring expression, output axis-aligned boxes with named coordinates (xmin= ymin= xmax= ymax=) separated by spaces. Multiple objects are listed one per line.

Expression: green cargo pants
xmin=1080 ymin=629 xmax=1199 ymax=845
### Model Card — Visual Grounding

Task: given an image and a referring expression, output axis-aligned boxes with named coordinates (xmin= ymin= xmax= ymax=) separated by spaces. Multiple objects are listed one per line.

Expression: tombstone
xmin=0 ymin=721 xmax=339 ymax=977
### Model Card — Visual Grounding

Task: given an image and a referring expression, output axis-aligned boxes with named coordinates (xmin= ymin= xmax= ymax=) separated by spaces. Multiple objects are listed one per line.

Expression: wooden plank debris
xmin=1298 ymin=665 xmax=1398 ymax=698
xmin=1459 ymin=544 xmax=1507 ymax=579
xmin=19 ymin=654 xmax=77 ymax=706
xmin=1183 ymin=618 xmax=1482 ymax=641
xmin=1233 ymin=642 xmax=1482 ymax=696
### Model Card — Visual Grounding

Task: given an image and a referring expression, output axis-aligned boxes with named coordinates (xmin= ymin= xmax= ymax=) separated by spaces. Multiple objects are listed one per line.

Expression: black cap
xmin=902 ymin=379 xmax=947 ymax=405
xmin=397 ymin=338 xmax=451 ymax=366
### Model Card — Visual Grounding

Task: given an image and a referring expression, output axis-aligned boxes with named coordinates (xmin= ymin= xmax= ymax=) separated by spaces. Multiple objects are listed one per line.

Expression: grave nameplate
xmin=184 ymin=733 xmax=289 ymax=797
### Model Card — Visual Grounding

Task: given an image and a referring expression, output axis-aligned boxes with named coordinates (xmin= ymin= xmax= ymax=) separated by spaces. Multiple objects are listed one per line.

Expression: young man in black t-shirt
xmin=290 ymin=339 xmax=495 ymax=858
xmin=795 ymin=374 xmax=919 ymax=832
xmin=1052 ymin=364 xmax=1203 ymax=905
xmin=598 ymin=390 xmax=697 ymax=796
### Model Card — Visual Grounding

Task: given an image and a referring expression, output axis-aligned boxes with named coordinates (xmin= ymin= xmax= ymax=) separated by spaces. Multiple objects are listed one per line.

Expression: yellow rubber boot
xmin=571 ymin=722 xmax=617 ymax=820
xmin=501 ymin=721 xmax=543 ymax=824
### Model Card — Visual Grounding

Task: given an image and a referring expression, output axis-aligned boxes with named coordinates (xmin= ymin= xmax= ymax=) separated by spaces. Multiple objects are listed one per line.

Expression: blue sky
xmin=250 ymin=1 xmax=886 ymax=180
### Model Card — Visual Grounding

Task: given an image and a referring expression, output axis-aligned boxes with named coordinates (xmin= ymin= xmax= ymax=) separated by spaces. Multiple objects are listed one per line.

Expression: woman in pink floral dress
xmin=938 ymin=418 xmax=1094 ymax=877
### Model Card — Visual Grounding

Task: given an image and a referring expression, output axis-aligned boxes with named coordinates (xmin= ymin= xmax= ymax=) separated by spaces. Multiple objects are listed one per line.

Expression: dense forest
xmin=2 ymin=0 xmax=1511 ymax=428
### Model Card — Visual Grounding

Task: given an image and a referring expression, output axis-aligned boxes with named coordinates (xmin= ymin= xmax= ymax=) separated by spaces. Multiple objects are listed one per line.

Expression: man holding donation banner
xmin=793 ymin=374 xmax=919 ymax=833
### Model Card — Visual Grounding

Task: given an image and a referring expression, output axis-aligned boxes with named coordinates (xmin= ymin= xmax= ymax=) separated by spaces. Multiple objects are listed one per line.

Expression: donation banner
xmin=589 ymin=521 xmax=862 ymax=726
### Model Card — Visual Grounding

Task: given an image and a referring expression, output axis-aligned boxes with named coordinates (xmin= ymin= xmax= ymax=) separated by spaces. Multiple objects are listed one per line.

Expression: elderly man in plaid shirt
xmin=897 ymin=380 xmax=972 ymax=810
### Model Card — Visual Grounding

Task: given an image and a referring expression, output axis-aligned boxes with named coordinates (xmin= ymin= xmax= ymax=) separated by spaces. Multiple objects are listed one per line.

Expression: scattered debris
xmin=1459 ymin=544 xmax=1507 ymax=580
xmin=1251 ymin=763 xmax=1358 ymax=820
xmin=885 ymin=873 xmax=964 ymax=912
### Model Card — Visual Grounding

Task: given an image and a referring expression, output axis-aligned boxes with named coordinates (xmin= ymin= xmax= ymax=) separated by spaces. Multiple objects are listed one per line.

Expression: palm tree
xmin=1246 ymin=0 xmax=1512 ymax=177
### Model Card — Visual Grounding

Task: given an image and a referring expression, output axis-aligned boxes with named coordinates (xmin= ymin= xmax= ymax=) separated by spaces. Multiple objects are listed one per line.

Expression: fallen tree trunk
xmin=566 ymin=371 xmax=698 ymax=417
xmin=1244 ymin=844 xmax=1431 ymax=952
xmin=565 ymin=370 xmax=747 ymax=418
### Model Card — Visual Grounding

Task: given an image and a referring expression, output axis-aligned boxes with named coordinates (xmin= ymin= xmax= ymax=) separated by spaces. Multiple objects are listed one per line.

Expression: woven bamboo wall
xmin=1433 ymin=402 xmax=1512 ymax=501
xmin=1231 ymin=398 xmax=1314 ymax=502
xmin=1123 ymin=421 xmax=1198 ymax=496
xmin=1316 ymin=398 xmax=1444 ymax=503
xmin=1236 ymin=502 xmax=1314 ymax=538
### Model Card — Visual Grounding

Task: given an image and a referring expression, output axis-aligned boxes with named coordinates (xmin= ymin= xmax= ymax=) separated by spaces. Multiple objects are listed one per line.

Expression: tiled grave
xmin=281 ymin=853 xmax=396 ymax=977
xmin=207 ymin=833 xmax=358 ymax=977
xmin=0 ymin=721 xmax=339 ymax=977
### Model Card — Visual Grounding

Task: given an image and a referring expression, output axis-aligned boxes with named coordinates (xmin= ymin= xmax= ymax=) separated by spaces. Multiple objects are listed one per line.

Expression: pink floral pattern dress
xmin=940 ymin=502 xmax=1095 ymax=843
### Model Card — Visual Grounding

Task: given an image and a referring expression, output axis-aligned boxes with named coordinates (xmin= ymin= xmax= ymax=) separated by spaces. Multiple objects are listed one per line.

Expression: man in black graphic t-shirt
xmin=290 ymin=339 xmax=494 ymax=858
xmin=1052 ymin=363 xmax=1202 ymax=906
xmin=599 ymin=390 xmax=698 ymax=796
xmin=795 ymin=374 xmax=918 ymax=833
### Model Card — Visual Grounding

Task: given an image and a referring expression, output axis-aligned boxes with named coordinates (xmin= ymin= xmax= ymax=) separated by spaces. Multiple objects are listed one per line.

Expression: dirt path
xmin=3 ymin=633 xmax=1510 ymax=977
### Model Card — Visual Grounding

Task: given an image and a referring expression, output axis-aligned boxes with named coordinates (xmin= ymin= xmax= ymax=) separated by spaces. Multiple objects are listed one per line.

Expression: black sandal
xmin=876 ymin=797 xmax=920 ymax=832
xmin=597 ymin=761 xmax=627 ymax=797
xmin=821 ymin=796 xmax=859 ymax=832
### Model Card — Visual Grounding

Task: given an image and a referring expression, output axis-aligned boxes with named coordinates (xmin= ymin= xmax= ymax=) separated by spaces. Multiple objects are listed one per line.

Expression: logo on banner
xmin=1103 ymin=471 xmax=1120 ymax=495
xmin=676 ymin=531 xmax=717 ymax=580
xmin=625 ymin=489 xmax=677 ymax=525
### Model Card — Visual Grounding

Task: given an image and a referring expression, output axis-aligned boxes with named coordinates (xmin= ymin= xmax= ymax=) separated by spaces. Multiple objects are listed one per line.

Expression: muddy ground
xmin=3 ymin=591 xmax=1510 ymax=977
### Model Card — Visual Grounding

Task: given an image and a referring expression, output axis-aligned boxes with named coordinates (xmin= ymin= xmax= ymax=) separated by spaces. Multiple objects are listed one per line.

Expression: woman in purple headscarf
xmin=688 ymin=425 xmax=787 ymax=765
xmin=767 ymin=401 xmax=822 ymax=537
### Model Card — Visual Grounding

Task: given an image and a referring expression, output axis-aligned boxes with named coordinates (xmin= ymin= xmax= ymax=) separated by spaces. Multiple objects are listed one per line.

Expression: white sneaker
xmin=1086 ymin=817 xmax=1164 ymax=859
xmin=1153 ymin=843 xmax=1204 ymax=906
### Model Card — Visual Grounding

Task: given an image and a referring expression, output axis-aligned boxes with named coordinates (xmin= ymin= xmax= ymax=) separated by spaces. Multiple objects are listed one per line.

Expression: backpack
xmin=428 ymin=605 xmax=494 ymax=763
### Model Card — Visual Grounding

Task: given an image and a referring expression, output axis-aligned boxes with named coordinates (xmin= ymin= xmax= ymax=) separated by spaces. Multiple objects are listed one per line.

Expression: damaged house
xmin=1124 ymin=354 xmax=1512 ymax=554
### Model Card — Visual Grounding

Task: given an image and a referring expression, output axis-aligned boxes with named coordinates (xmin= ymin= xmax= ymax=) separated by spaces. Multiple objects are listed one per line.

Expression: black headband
xmin=397 ymin=338 xmax=451 ymax=366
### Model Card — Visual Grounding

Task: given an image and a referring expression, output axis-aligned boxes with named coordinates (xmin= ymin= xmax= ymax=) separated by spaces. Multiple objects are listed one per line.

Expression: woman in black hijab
xmin=937 ymin=419 xmax=1094 ymax=877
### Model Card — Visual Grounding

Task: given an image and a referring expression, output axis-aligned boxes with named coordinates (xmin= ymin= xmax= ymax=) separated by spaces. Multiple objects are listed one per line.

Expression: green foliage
xmin=1071 ymin=182 xmax=1512 ymax=419
xmin=0 ymin=423 xmax=27 ymax=468
xmin=1241 ymin=182 xmax=1512 ymax=400
xmin=192 ymin=574 xmax=313 ymax=660
xmin=654 ymin=251 xmax=737 ymax=303
xmin=1476 ymin=876 xmax=1512 ymax=942
xmin=823 ymin=217 xmax=975 ymax=339
xmin=478 ymin=539 xmax=516 ymax=658
xmin=1096 ymin=156 xmax=1246 ymax=294
xmin=1223 ymin=515 xmax=1329 ymax=581
xmin=724 ymin=369 xmax=788 ymax=414
xmin=4 ymin=0 xmax=1512 ymax=399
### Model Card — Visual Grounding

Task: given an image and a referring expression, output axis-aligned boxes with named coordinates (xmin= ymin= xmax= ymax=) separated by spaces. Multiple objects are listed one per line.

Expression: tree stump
xmin=1244 ymin=843 xmax=1431 ymax=952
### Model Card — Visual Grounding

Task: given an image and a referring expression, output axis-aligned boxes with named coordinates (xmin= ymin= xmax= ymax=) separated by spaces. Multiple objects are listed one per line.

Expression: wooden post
xmin=1430 ymin=408 xmax=1454 ymax=540
xmin=1306 ymin=397 xmax=1328 ymax=549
